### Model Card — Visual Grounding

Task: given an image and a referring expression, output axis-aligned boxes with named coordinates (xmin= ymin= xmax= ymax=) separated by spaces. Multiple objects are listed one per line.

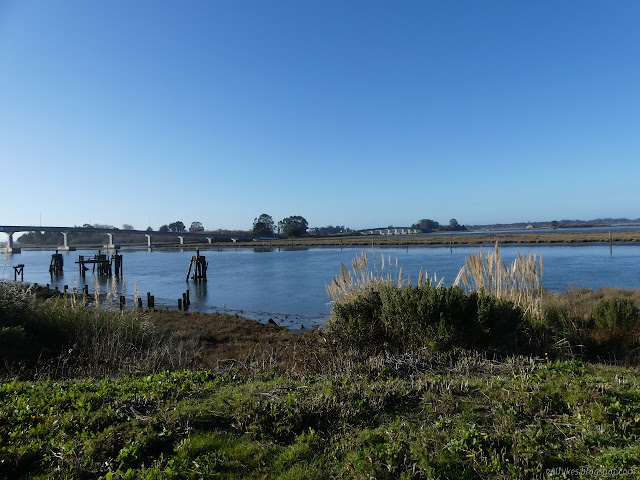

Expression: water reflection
xmin=190 ymin=281 xmax=208 ymax=302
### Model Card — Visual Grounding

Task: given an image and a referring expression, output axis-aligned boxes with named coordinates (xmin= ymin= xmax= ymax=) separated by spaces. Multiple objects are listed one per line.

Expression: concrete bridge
xmin=0 ymin=226 xmax=251 ymax=253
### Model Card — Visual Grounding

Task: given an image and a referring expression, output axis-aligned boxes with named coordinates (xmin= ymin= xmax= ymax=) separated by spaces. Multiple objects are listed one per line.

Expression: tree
xmin=146 ymin=226 xmax=153 ymax=232
xmin=412 ymin=219 xmax=440 ymax=232
xmin=449 ymin=218 xmax=459 ymax=229
xmin=253 ymin=214 xmax=275 ymax=237
xmin=279 ymin=216 xmax=308 ymax=237
xmin=550 ymin=220 xmax=560 ymax=228
xmin=189 ymin=221 xmax=205 ymax=232
xmin=122 ymin=224 xmax=134 ymax=230
xmin=159 ymin=225 xmax=170 ymax=233
xmin=168 ymin=221 xmax=186 ymax=233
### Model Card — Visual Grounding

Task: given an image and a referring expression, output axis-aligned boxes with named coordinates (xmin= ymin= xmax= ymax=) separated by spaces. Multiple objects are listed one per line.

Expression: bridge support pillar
xmin=206 ymin=237 xmax=212 ymax=244
xmin=145 ymin=234 xmax=152 ymax=247
xmin=57 ymin=232 xmax=75 ymax=252
xmin=1 ymin=232 xmax=21 ymax=254
xmin=104 ymin=232 xmax=119 ymax=250
xmin=178 ymin=236 xmax=185 ymax=245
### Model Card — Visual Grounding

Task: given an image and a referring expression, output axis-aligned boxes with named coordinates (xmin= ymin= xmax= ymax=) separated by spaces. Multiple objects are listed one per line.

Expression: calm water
xmin=2 ymin=244 xmax=639 ymax=328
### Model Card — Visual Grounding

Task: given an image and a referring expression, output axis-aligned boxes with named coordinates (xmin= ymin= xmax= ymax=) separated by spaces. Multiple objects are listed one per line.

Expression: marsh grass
xmin=455 ymin=241 xmax=544 ymax=321
xmin=3 ymin=354 xmax=640 ymax=480
xmin=325 ymin=247 xmax=640 ymax=362
xmin=0 ymin=283 xmax=200 ymax=378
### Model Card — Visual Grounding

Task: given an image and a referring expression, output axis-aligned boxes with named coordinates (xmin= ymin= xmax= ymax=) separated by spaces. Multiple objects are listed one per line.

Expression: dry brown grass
xmin=455 ymin=242 xmax=544 ymax=320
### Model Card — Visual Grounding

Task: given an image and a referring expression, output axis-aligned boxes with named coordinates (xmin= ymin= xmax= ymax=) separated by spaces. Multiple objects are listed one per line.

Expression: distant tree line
xmin=309 ymin=225 xmax=354 ymax=236
xmin=412 ymin=218 xmax=467 ymax=232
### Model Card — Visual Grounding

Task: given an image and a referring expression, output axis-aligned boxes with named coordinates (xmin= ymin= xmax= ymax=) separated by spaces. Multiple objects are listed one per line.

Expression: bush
xmin=326 ymin=283 xmax=523 ymax=355
xmin=592 ymin=298 xmax=640 ymax=331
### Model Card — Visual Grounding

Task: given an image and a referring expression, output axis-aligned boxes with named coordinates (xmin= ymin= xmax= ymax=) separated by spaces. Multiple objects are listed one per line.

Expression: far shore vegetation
xmin=2 ymin=245 xmax=640 ymax=478
xmin=9 ymin=215 xmax=640 ymax=250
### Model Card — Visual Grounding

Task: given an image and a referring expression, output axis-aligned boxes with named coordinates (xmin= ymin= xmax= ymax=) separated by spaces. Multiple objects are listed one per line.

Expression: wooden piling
xmin=182 ymin=292 xmax=188 ymax=311
xmin=49 ymin=252 xmax=64 ymax=274
xmin=187 ymin=249 xmax=208 ymax=282
xmin=178 ymin=298 xmax=183 ymax=310
xmin=113 ymin=253 xmax=123 ymax=276
xmin=13 ymin=264 xmax=24 ymax=281
xmin=64 ymin=285 xmax=68 ymax=294
xmin=609 ymin=230 xmax=613 ymax=255
xmin=137 ymin=298 xmax=143 ymax=309
xmin=119 ymin=296 xmax=126 ymax=310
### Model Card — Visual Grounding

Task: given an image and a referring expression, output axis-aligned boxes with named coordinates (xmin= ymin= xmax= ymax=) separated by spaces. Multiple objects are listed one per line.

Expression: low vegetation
xmin=2 ymin=245 xmax=640 ymax=478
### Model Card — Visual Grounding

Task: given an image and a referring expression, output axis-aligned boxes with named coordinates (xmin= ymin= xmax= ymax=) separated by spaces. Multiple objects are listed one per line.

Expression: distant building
xmin=526 ymin=225 xmax=534 ymax=229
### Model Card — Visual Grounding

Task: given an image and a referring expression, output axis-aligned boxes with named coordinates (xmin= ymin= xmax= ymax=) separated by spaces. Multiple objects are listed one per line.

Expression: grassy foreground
xmin=2 ymin=357 xmax=640 ymax=479
xmin=2 ymin=258 xmax=640 ymax=479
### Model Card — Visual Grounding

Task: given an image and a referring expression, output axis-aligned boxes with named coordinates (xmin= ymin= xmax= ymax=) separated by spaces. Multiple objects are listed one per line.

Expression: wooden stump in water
xmin=186 ymin=249 xmax=208 ymax=282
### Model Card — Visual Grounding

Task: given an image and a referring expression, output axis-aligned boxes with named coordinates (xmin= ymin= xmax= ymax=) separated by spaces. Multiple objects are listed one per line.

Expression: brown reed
xmin=455 ymin=241 xmax=544 ymax=320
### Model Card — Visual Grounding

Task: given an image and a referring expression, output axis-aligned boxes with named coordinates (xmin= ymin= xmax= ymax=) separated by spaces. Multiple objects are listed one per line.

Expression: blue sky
xmin=1 ymin=0 xmax=639 ymax=231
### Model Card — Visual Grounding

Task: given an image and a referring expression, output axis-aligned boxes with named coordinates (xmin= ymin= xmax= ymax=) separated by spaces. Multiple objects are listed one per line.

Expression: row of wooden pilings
xmin=26 ymin=282 xmax=159 ymax=311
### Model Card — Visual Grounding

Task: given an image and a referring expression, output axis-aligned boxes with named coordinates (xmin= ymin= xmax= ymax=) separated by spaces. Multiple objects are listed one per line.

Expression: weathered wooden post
xmin=186 ymin=249 xmax=208 ymax=282
xmin=178 ymin=298 xmax=183 ymax=310
xmin=64 ymin=285 xmax=68 ymax=294
xmin=113 ymin=253 xmax=123 ymax=276
xmin=49 ymin=252 xmax=64 ymax=274
xmin=182 ymin=292 xmax=188 ymax=311
xmin=119 ymin=296 xmax=126 ymax=311
xmin=137 ymin=298 xmax=143 ymax=309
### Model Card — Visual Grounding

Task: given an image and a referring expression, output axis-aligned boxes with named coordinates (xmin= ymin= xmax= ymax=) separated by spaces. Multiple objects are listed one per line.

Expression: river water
xmin=2 ymin=244 xmax=639 ymax=328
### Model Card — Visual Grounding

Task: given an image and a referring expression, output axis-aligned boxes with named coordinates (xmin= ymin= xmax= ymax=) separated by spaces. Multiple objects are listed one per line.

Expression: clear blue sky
xmin=1 ymin=0 xmax=639 ymax=231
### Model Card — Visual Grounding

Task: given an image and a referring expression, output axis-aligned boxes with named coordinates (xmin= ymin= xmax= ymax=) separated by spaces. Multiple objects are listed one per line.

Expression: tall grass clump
xmin=0 ymin=283 xmax=199 ymax=378
xmin=455 ymin=241 xmax=544 ymax=321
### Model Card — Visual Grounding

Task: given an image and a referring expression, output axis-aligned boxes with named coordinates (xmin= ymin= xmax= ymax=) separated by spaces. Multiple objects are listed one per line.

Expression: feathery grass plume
xmin=418 ymin=267 xmax=425 ymax=288
xmin=133 ymin=281 xmax=139 ymax=307
xmin=455 ymin=241 xmax=544 ymax=320
xmin=122 ymin=275 xmax=128 ymax=297
xmin=93 ymin=276 xmax=101 ymax=306
xmin=326 ymin=251 xmax=392 ymax=302
xmin=2 ymin=250 xmax=8 ymax=277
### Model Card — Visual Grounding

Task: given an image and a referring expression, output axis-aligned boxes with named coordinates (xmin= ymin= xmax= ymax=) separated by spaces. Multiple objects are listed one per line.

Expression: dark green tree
xmin=189 ymin=221 xmax=205 ymax=232
xmin=412 ymin=219 xmax=440 ymax=231
xmin=253 ymin=214 xmax=275 ymax=237
xmin=159 ymin=225 xmax=170 ymax=233
xmin=168 ymin=221 xmax=186 ymax=233
xmin=279 ymin=216 xmax=308 ymax=237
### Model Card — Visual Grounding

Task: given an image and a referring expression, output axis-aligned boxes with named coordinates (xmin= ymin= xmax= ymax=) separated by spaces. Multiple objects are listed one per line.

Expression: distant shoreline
xmin=12 ymin=228 xmax=640 ymax=250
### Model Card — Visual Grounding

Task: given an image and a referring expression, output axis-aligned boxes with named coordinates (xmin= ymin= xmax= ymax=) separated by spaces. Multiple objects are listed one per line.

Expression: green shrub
xmin=326 ymin=283 xmax=523 ymax=355
xmin=592 ymin=298 xmax=640 ymax=331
